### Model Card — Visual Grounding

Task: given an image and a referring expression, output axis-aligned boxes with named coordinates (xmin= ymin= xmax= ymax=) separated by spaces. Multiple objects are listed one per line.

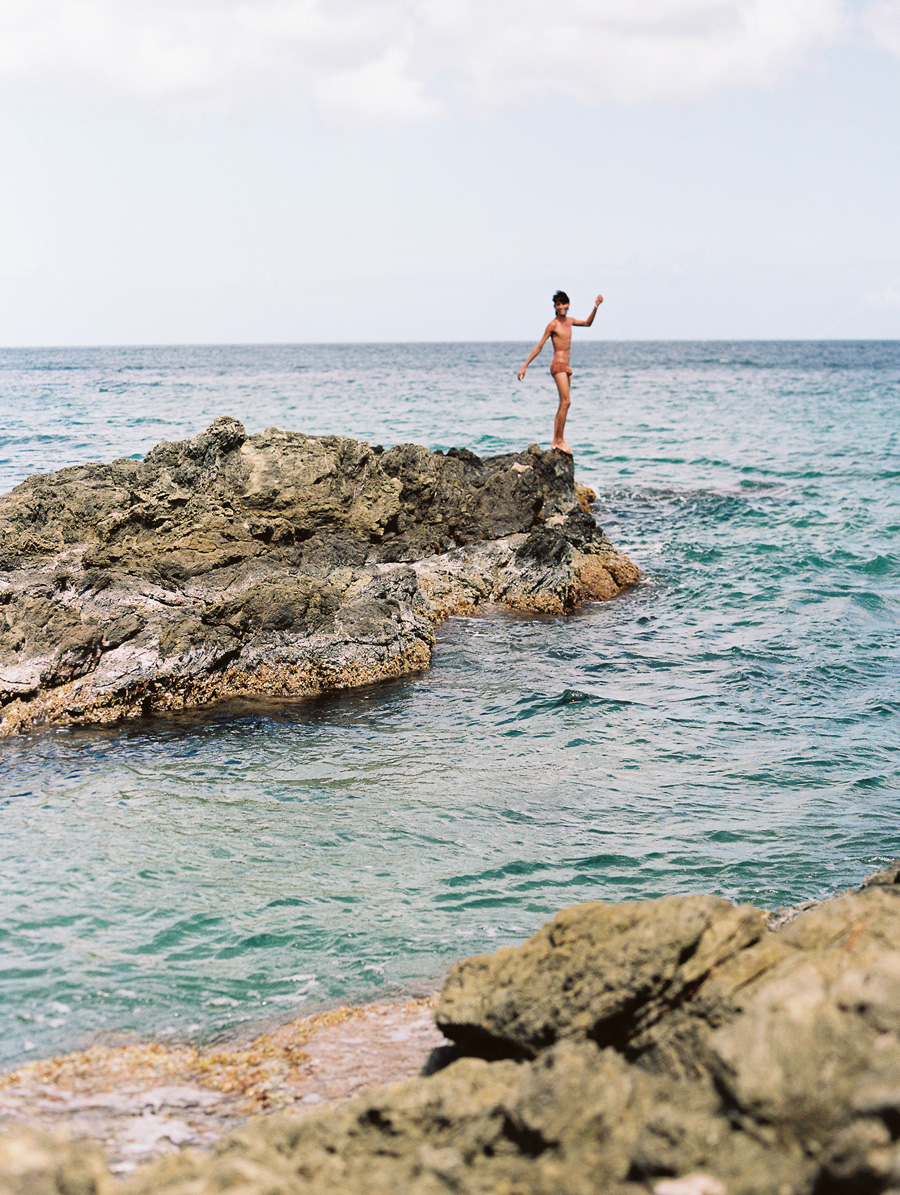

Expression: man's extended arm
xmin=518 ymin=323 xmax=554 ymax=380
xmin=571 ymin=294 xmax=604 ymax=328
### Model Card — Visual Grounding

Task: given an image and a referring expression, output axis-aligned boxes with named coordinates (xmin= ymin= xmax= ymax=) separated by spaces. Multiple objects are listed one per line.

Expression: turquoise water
xmin=1 ymin=341 xmax=899 ymax=1068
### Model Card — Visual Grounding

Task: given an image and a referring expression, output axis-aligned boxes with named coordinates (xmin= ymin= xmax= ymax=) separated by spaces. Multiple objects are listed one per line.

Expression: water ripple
xmin=1 ymin=341 xmax=899 ymax=1066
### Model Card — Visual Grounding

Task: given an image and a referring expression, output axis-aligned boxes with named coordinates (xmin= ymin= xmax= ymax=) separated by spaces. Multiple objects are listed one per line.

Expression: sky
xmin=0 ymin=0 xmax=898 ymax=344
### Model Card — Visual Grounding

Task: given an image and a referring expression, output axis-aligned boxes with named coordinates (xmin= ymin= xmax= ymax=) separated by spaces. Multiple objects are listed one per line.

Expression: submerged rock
xmin=5 ymin=869 xmax=900 ymax=1194
xmin=0 ymin=419 xmax=638 ymax=735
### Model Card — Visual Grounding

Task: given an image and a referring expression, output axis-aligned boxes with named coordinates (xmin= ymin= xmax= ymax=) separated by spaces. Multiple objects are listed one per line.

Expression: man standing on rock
xmin=517 ymin=290 xmax=603 ymax=455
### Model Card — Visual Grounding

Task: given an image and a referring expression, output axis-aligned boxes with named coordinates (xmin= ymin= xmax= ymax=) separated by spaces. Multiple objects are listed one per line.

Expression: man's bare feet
xmin=551 ymin=441 xmax=573 ymax=455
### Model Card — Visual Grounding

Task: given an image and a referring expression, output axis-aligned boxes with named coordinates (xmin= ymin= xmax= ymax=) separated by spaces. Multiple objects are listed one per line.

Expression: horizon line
xmin=1 ymin=337 xmax=899 ymax=351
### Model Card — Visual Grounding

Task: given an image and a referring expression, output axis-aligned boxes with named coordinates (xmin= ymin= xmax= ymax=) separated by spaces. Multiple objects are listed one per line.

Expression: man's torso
xmin=550 ymin=318 xmax=573 ymax=357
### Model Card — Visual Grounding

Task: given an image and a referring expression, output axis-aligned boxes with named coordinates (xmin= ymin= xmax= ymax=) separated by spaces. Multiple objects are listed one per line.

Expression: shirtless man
xmin=517 ymin=290 xmax=603 ymax=454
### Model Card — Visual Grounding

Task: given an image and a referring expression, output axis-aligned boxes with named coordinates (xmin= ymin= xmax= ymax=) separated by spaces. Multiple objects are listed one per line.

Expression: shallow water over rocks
xmin=1 ymin=340 xmax=898 ymax=1068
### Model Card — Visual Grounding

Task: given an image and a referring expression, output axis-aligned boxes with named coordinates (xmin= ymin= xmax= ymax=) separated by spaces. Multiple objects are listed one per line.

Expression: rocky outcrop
xmin=5 ymin=868 xmax=900 ymax=1194
xmin=436 ymin=893 xmax=768 ymax=1067
xmin=0 ymin=418 xmax=639 ymax=735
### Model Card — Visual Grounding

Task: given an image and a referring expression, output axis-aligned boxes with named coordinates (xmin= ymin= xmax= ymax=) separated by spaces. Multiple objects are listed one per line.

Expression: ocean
xmin=1 ymin=340 xmax=898 ymax=1068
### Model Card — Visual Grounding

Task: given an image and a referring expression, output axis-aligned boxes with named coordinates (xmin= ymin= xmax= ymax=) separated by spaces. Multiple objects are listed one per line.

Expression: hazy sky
xmin=1 ymin=0 xmax=898 ymax=344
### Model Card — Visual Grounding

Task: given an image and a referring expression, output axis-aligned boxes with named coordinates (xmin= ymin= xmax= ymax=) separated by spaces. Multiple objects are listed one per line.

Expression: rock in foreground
xmin=5 ymin=868 xmax=900 ymax=1194
xmin=0 ymin=418 xmax=638 ymax=735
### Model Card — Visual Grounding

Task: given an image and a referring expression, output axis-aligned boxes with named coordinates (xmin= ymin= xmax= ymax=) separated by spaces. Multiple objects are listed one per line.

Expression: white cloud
xmin=0 ymin=0 xmax=850 ymax=127
xmin=424 ymin=0 xmax=848 ymax=110
xmin=314 ymin=46 xmax=445 ymax=129
xmin=863 ymin=284 xmax=900 ymax=307
xmin=861 ymin=0 xmax=900 ymax=57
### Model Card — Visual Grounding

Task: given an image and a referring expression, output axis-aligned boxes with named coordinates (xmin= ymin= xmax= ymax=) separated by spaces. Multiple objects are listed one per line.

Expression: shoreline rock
xmin=0 ymin=998 xmax=445 ymax=1178
xmin=3 ymin=867 xmax=900 ymax=1193
xmin=0 ymin=419 xmax=639 ymax=736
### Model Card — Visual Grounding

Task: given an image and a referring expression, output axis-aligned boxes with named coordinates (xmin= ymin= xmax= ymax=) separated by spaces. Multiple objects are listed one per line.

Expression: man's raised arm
xmin=571 ymin=294 xmax=604 ymax=328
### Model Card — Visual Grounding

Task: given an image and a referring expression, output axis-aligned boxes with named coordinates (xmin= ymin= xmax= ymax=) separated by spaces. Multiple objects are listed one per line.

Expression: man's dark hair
xmin=553 ymin=290 xmax=570 ymax=305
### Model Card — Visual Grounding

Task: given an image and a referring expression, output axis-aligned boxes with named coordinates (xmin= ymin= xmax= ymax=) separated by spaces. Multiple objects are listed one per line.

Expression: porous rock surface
xmin=5 ymin=866 xmax=900 ymax=1194
xmin=0 ymin=417 xmax=639 ymax=735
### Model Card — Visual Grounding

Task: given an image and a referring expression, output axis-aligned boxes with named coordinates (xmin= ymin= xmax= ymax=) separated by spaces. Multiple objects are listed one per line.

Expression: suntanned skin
xmin=517 ymin=293 xmax=603 ymax=454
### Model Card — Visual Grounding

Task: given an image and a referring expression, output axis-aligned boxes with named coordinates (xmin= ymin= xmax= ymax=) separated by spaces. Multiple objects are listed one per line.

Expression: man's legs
xmin=551 ymin=372 xmax=572 ymax=454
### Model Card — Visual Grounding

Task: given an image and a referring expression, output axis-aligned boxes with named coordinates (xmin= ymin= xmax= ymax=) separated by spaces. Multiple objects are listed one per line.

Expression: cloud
xmin=861 ymin=0 xmax=900 ymax=57
xmin=0 ymin=0 xmax=850 ymax=127
xmin=863 ymin=284 xmax=900 ymax=307
xmin=313 ymin=46 xmax=445 ymax=129
xmin=425 ymin=0 xmax=848 ymax=110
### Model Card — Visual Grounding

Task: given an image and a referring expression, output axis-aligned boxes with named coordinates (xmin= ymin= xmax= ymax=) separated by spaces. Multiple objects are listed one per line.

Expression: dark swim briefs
xmin=550 ymin=355 xmax=572 ymax=377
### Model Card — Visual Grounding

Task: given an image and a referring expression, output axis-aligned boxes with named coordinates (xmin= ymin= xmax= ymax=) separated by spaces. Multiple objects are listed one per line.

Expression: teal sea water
xmin=1 ymin=341 xmax=899 ymax=1069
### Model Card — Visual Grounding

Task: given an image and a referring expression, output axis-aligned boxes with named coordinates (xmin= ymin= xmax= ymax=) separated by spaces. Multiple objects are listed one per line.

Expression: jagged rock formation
xmin=4 ymin=868 xmax=900 ymax=1194
xmin=0 ymin=418 xmax=639 ymax=736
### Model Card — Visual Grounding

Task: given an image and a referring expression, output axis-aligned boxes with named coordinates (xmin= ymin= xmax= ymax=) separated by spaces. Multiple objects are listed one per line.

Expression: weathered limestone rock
xmin=435 ymin=894 xmax=767 ymax=1061
xmin=0 ymin=420 xmax=638 ymax=735
xmin=426 ymin=867 xmax=900 ymax=1192
xmin=0 ymin=1130 xmax=112 ymax=1195
xmin=120 ymin=1047 xmax=755 ymax=1195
